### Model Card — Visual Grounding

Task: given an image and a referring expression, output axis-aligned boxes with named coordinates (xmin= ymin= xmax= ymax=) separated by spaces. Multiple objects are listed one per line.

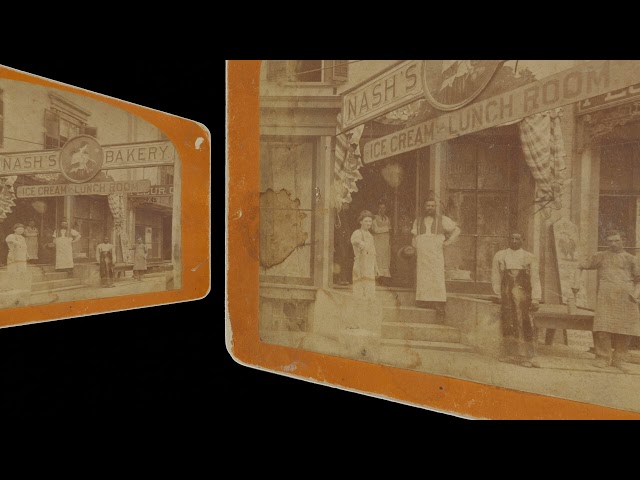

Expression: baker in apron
xmin=52 ymin=219 xmax=81 ymax=272
xmin=411 ymin=197 xmax=460 ymax=320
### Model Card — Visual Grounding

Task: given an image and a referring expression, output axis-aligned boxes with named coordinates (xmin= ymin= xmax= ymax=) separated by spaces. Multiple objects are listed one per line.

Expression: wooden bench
xmin=533 ymin=304 xmax=594 ymax=345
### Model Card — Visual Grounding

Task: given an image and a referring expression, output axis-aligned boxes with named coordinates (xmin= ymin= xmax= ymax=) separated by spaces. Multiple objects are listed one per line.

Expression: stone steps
xmin=31 ymin=271 xmax=69 ymax=283
xmin=381 ymin=322 xmax=462 ymax=343
xmin=31 ymin=278 xmax=84 ymax=292
xmin=380 ymin=338 xmax=475 ymax=353
xmin=382 ymin=306 xmax=440 ymax=324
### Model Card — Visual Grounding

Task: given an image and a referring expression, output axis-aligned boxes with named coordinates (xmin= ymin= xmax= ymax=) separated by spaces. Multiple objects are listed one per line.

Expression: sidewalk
xmin=263 ymin=326 xmax=640 ymax=415
xmin=376 ymin=338 xmax=640 ymax=415
xmin=28 ymin=272 xmax=169 ymax=305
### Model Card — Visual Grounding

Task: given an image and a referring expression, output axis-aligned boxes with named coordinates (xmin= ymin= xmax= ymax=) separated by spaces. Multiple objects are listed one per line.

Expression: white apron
xmin=54 ymin=236 xmax=74 ymax=269
xmin=415 ymin=233 xmax=446 ymax=302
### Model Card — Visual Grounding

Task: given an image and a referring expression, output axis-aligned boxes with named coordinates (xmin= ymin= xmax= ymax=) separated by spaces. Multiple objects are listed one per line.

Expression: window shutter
xmin=267 ymin=60 xmax=288 ymax=82
xmin=83 ymin=125 xmax=98 ymax=137
xmin=330 ymin=60 xmax=349 ymax=83
xmin=44 ymin=108 xmax=59 ymax=148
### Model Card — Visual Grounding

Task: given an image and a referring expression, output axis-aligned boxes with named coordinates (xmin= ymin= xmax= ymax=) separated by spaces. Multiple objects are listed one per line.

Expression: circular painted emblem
xmin=59 ymin=135 xmax=103 ymax=183
xmin=422 ymin=60 xmax=503 ymax=111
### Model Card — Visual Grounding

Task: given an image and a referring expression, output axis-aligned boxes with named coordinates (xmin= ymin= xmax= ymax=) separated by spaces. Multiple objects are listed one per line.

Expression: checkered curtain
xmin=108 ymin=193 xmax=129 ymax=263
xmin=333 ymin=113 xmax=365 ymax=212
xmin=518 ymin=108 xmax=567 ymax=215
xmin=0 ymin=176 xmax=17 ymax=221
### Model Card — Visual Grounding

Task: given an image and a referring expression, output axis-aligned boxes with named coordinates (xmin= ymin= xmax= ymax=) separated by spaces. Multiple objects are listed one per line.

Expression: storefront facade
xmin=259 ymin=60 xmax=640 ymax=356
xmin=0 ymin=79 xmax=178 ymax=287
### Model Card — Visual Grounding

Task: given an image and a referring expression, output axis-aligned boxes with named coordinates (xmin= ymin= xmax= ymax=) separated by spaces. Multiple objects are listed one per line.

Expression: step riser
xmin=381 ymin=342 xmax=473 ymax=353
xmin=382 ymin=308 xmax=439 ymax=324
xmin=381 ymin=325 xmax=461 ymax=343
xmin=31 ymin=279 xmax=84 ymax=292
xmin=31 ymin=273 xmax=69 ymax=282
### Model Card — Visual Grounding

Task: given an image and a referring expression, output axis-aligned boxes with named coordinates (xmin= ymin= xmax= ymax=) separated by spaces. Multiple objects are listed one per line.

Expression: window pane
xmin=445 ymin=236 xmax=475 ymax=281
xmin=446 ymin=191 xmax=476 ymax=234
xmin=261 ymin=211 xmax=312 ymax=278
xmin=89 ymin=198 xmax=104 ymax=220
xmin=44 ymin=109 xmax=59 ymax=140
xmin=477 ymin=236 xmax=508 ymax=283
xmin=598 ymin=195 xmax=637 ymax=248
xmin=292 ymin=60 xmax=322 ymax=82
xmin=446 ymin=143 xmax=476 ymax=189
xmin=600 ymin=144 xmax=635 ymax=192
xmin=478 ymin=144 xmax=511 ymax=190
xmin=477 ymin=192 xmax=510 ymax=236
xmin=75 ymin=197 xmax=90 ymax=219
xmin=264 ymin=142 xmax=313 ymax=208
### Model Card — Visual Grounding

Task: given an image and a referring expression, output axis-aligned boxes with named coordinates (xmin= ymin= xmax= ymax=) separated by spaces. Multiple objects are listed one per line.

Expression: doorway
xmin=333 ymin=148 xmax=429 ymax=288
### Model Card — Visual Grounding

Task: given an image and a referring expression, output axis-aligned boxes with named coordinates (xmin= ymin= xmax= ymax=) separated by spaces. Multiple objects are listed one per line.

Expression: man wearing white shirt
xmin=491 ymin=233 xmax=542 ymax=368
xmin=411 ymin=196 xmax=460 ymax=320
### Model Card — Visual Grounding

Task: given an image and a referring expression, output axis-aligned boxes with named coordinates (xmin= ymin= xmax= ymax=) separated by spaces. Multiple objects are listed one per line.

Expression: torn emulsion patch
xmin=260 ymin=189 xmax=308 ymax=268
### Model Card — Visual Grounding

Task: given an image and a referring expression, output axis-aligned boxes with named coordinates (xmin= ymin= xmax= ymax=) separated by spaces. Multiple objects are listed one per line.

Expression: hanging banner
xmin=362 ymin=60 xmax=640 ymax=164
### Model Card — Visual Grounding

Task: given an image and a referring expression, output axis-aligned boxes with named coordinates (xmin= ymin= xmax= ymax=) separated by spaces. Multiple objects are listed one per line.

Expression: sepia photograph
xmin=0 ymin=77 xmax=181 ymax=311
xmin=256 ymin=60 xmax=640 ymax=415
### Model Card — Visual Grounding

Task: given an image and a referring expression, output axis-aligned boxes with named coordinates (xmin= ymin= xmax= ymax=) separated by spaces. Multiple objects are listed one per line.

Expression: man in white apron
xmin=52 ymin=219 xmax=81 ymax=272
xmin=411 ymin=198 xmax=460 ymax=320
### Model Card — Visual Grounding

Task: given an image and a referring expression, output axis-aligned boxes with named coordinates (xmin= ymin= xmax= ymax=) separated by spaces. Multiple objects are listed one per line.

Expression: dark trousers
xmin=593 ymin=331 xmax=630 ymax=362
xmin=501 ymin=269 xmax=536 ymax=359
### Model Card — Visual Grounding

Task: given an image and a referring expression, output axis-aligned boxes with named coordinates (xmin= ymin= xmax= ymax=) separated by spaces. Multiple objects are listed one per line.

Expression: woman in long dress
xmin=52 ymin=219 xmax=81 ymax=272
xmin=372 ymin=201 xmax=392 ymax=286
xmin=96 ymin=236 xmax=116 ymax=288
xmin=5 ymin=223 xmax=28 ymax=273
xmin=131 ymin=236 xmax=149 ymax=281
xmin=351 ymin=210 xmax=378 ymax=299
xmin=24 ymin=220 xmax=39 ymax=263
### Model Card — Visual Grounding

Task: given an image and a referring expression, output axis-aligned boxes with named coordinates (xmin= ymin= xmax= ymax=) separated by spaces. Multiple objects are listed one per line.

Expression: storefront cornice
xmin=260 ymin=96 xmax=342 ymax=110
xmin=48 ymin=92 xmax=91 ymax=120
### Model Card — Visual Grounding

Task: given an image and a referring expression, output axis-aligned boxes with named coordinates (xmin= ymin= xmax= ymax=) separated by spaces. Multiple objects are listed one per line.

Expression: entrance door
xmin=333 ymin=148 xmax=426 ymax=288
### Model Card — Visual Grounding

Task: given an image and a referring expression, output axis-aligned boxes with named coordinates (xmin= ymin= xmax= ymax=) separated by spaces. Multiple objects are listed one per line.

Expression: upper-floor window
xmin=44 ymin=93 xmax=97 ymax=149
xmin=266 ymin=60 xmax=349 ymax=84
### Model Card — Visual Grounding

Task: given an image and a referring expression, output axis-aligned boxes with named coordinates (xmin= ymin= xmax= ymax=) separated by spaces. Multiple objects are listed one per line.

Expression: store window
xmin=73 ymin=196 xmax=108 ymax=259
xmin=260 ymin=138 xmax=315 ymax=284
xmin=598 ymin=142 xmax=640 ymax=253
xmin=135 ymin=209 xmax=163 ymax=260
xmin=445 ymin=139 xmax=520 ymax=286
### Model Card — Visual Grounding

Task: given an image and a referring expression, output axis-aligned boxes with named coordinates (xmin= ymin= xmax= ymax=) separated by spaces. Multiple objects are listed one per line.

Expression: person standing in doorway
xmin=5 ymin=223 xmax=29 ymax=273
xmin=24 ymin=219 xmax=39 ymax=264
xmin=132 ymin=236 xmax=149 ymax=281
xmin=574 ymin=230 xmax=640 ymax=373
xmin=491 ymin=233 xmax=542 ymax=368
xmin=52 ymin=218 xmax=81 ymax=273
xmin=351 ymin=210 xmax=377 ymax=299
xmin=96 ymin=236 xmax=116 ymax=288
xmin=411 ymin=194 xmax=460 ymax=320
xmin=372 ymin=200 xmax=392 ymax=287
